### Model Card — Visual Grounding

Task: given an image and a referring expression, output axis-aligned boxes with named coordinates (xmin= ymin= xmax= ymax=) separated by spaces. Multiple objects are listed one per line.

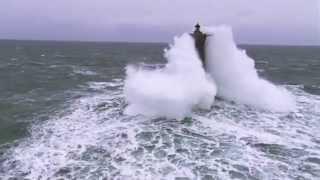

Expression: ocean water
xmin=0 ymin=40 xmax=319 ymax=179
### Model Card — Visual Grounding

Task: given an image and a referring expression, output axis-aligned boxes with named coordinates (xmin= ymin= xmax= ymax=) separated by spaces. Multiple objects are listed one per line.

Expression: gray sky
xmin=0 ymin=0 xmax=319 ymax=45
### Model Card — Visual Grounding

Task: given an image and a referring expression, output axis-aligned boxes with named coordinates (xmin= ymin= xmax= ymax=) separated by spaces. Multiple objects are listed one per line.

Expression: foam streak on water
xmin=0 ymin=80 xmax=320 ymax=180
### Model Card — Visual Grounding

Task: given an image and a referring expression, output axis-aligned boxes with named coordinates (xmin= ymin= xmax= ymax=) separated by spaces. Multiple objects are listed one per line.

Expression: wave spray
xmin=205 ymin=26 xmax=295 ymax=112
xmin=124 ymin=25 xmax=295 ymax=118
xmin=124 ymin=34 xmax=217 ymax=119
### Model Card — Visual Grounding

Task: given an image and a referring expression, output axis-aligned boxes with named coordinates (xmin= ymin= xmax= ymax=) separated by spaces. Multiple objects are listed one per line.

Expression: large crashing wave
xmin=204 ymin=26 xmax=296 ymax=112
xmin=124 ymin=26 xmax=296 ymax=118
xmin=124 ymin=34 xmax=217 ymax=119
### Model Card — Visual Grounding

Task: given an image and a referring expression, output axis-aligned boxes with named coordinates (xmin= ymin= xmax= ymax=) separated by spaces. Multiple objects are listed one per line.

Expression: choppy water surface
xmin=0 ymin=40 xmax=319 ymax=179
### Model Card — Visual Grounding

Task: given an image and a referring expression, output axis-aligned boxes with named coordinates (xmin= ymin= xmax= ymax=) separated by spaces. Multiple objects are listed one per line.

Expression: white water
xmin=204 ymin=26 xmax=295 ymax=112
xmin=2 ymin=81 xmax=320 ymax=179
xmin=3 ymin=26 xmax=315 ymax=180
xmin=124 ymin=34 xmax=217 ymax=119
xmin=124 ymin=26 xmax=295 ymax=119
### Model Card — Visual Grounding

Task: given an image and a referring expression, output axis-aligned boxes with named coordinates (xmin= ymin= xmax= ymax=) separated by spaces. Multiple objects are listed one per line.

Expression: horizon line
xmin=0 ymin=38 xmax=319 ymax=47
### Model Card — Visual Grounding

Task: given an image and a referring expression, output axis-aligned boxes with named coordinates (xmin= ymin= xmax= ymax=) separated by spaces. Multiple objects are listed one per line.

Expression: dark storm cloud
xmin=0 ymin=0 xmax=319 ymax=45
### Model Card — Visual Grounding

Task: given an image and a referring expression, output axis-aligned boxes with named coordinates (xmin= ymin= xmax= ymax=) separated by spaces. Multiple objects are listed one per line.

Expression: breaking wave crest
xmin=124 ymin=34 xmax=217 ymax=119
xmin=205 ymin=26 xmax=295 ymax=112
xmin=124 ymin=26 xmax=295 ymax=119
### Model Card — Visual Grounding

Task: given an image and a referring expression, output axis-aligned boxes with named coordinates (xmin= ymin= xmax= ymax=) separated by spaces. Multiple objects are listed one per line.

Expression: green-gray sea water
xmin=0 ymin=40 xmax=319 ymax=179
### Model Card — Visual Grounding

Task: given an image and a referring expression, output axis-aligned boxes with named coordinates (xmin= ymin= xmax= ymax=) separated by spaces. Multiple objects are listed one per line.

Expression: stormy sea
xmin=0 ymin=28 xmax=320 ymax=179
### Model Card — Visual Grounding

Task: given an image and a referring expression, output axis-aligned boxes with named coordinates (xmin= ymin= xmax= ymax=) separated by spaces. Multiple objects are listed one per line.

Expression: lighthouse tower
xmin=191 ymin=23 xmax=208 ymax=68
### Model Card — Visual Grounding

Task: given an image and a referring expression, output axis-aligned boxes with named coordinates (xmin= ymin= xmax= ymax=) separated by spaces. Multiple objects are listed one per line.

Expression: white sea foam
xmin=2 ymin=26 xmax=318 ymax=180
xmin=204 ymin=26 xmax=296 ymax=112
xmin=124 ymin=34 xmax=217 ymax=119
xmin=1 ymin=81 xmax=320 ymax=179
xmin=124 ymin=26 xmax=295 ymax=119
xmin=72 ymin=66 xmax=97 ymax=76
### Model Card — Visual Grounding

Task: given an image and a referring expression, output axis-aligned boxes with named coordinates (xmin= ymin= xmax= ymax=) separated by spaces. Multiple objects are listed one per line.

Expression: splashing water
xmin=124 ymin=26 xmax=295 ymax=118
xmin=1 ymin=81 xmax=319 ymax=180
xmin=0 ymin=36 xmax=319 ymax=179
xmin=124 ymin=34 xmax=217 ymax=119
xmin=204 ymin=26 xmax=295 ymax=112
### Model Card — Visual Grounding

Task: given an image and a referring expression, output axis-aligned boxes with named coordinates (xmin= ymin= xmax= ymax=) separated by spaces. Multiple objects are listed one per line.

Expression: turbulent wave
xmin=204 ymin=26 xmax=296 ymax=112
xmin=1 ymin=81 xmax=319 ymax=179
xmin=124 ymin=34 xmax=217 ymax=119
xmin=124 ymin=26 xmax=295 ymax=119
xmin=1 ymin=26 xmax=318 ymax=180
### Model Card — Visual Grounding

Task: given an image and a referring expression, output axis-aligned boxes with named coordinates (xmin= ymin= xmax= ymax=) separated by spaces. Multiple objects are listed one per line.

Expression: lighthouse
xmin=191 ymin=23 xmax=208 ymax=68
